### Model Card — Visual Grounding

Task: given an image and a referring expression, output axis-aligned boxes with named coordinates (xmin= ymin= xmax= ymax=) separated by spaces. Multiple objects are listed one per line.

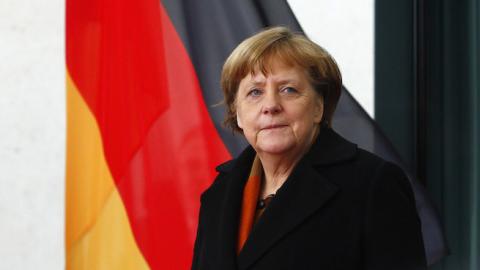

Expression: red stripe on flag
xmin=66 ymin=0 xmax=231 ymax=268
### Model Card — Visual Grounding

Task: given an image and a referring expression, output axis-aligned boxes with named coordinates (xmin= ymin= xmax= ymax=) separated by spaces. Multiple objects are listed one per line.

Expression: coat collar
xmin=213 ymin=128 xmax=357 ymax=270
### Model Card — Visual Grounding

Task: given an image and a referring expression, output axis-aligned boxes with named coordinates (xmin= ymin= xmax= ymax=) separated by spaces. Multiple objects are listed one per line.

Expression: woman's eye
xmin=248 ymin=89 xmax=262 ymax=97
xmin=282 ymin=87 xmax=298 ymax=94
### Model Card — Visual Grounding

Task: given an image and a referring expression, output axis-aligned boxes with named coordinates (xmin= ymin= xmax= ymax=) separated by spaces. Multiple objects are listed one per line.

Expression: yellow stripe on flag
xmin=66 ymin=72 xmax=149 ymax=269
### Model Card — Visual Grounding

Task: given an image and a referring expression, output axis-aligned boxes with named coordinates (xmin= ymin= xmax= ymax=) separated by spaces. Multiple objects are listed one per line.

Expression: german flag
xmin=66 ymin=0 xmax=447 ymax=269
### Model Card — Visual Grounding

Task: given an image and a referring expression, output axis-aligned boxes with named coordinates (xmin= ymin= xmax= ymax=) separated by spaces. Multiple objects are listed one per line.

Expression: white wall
xmin=0 ymin=0 xmax=65 ymax=269
xmin=0 ymin=1 xmax=372 ymax=269
xmin=288 ymin=0 xmax=375 ymax=116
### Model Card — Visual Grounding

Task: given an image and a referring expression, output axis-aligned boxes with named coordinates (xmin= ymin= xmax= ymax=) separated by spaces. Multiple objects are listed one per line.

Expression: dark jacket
xmin=191 ymin=128 xmax=427 ymax=270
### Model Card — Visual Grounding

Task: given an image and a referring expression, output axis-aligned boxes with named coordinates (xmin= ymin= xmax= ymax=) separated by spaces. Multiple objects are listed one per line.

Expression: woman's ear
xmin=313 ymin=96 xmax=324 ymax=124
xmin=236 ymin=110 xmax=244 ymax=129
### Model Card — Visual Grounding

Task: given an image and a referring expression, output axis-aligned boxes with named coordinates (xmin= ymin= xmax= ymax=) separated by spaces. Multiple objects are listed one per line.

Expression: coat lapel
xmin=213 ymin=146 xmax=255 ymax=270
xmin=236 ymin=155 xmax=339 ymax=269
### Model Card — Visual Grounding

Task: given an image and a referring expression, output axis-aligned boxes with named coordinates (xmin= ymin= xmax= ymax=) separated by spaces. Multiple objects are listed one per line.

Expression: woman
xmin=192 ymin=27 xmax=427 ymax=270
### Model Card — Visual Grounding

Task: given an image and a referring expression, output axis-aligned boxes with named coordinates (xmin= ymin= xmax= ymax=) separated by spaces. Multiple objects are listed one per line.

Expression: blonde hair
xmin=221 ymin=26 xmax=342 ymax=133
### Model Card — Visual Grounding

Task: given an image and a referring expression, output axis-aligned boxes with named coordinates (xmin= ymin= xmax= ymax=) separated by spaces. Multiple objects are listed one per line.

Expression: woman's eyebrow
xmin=244 ymin=79 xmax=265 ymax=88
xmin=242 ymin=76 xmax=299 ymax=88
xmin=276 ymin=78 xmax=297 ymax=84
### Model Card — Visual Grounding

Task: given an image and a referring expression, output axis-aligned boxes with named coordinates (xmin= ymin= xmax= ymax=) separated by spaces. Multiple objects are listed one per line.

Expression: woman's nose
xmin=262 ymin=91 xmax=281 ymax=114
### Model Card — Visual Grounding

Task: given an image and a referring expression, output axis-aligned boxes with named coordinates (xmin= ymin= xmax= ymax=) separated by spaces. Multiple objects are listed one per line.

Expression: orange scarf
xmin=237 ymin=155 xmax=262 ymax=254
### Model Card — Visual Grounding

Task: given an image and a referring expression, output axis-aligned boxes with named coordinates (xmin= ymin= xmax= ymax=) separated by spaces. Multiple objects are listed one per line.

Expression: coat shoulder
xmin=200 ymin=158 xmax=243 ymax=203
xmin=349 ymin=148 xmax=407 ymax=180
xmin=201 ymin=146 xmax=255 ymax=202
xmin=199 ymin=169 xmax=229 ymax=203
xmin=348 ymin=148 xmax=414 ymax=209
xmin=215 ymin=158 xmax=236 ymax=173
xmin=320 ymin=146 xmax=410 ymax=195
xmin=353 ymin=148 xmax=387 ymax=169
xmin=354 ymin=148 xmax=408 ymax=179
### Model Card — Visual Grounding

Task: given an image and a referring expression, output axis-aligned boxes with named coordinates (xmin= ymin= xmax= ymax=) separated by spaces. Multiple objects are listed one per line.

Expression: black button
xmin=257 ymin=200 xmax=266 ymax=209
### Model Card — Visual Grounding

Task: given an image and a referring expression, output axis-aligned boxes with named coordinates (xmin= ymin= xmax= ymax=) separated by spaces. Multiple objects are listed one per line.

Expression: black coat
xmin=191 ymin=128 xmax=427 ymax=270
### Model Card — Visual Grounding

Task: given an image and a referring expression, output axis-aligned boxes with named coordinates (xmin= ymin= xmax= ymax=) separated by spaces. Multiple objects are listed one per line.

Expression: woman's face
xmin=236 ymin=59 xmax=324 ymax=157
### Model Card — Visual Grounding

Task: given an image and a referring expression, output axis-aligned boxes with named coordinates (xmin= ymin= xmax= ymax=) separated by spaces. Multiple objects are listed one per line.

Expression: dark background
xmin=375 ymin=0 xmax=479 ymax=269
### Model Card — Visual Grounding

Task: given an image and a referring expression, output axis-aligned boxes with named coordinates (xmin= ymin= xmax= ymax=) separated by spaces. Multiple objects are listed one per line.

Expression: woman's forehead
xmin=249 ymin=54 xmax=299 ymax=74
xmin=242 ymin=60 xmax=307 ymax=84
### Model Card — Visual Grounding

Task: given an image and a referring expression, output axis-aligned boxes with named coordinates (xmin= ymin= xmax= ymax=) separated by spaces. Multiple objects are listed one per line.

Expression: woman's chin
xmin=255 ymin=140 xmax=295 ymax=155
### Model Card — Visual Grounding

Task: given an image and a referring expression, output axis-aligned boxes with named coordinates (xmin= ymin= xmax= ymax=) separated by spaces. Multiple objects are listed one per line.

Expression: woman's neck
xmin=257 ymin=126 xmax=320 ymax=198
xmin=258 ymin=153 xmax=301 ymax=197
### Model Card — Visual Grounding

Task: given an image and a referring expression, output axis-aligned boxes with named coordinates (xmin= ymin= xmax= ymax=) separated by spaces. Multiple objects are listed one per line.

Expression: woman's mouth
xmin=262 ymin=124 xmax=288 ymax=130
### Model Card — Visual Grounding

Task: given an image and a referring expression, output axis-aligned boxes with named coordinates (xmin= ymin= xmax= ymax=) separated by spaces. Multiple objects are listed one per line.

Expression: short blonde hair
xmin=221 ymin=26 xmax=342 ymax=133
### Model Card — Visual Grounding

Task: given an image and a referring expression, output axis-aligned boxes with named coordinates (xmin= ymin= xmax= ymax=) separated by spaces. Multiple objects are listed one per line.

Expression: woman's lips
xmin=261 ymin=124 xmax=288 ymax=130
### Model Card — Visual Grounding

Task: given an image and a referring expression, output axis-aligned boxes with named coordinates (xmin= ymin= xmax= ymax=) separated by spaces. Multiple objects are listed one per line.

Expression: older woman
xmin=191 ymin=27 xmax=427 ymax=270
